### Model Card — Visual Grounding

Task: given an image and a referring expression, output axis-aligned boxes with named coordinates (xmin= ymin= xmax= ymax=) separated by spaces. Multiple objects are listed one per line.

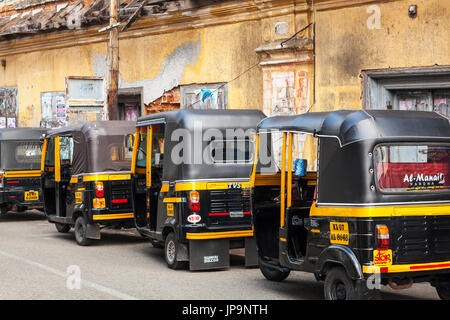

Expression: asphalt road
xmin=0 ymin=210 xmax=441 ymax=300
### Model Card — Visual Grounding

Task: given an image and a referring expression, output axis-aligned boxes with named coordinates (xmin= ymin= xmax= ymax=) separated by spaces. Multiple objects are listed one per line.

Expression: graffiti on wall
xmin=0 ymin=87 xmax=18 ymax=128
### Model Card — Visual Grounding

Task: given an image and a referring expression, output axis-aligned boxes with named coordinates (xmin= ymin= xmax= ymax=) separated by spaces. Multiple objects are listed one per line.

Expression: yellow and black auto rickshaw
xmin=0 ymin=128 xmax=47 ymax=214
xmin=41 ymin=121 xmax=135 ymax=245
xmin=130 ymin=109 xmax=265 ymax=270
xmin=251 ymin=110 xmax=450 ymax=300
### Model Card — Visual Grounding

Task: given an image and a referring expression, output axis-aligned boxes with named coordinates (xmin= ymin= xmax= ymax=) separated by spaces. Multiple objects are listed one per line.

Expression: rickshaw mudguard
xmin=316 ymin=245 xmax=364 ymax=280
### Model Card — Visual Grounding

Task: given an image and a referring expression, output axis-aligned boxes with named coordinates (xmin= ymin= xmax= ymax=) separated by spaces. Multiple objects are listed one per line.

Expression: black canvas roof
xmin=0 ymin=127 xmax=47 ymax=141
xmin=45 ymin=121 xmax=135 ymax=175
xmin=136 ymin=109 xmax=266 ymax=131
xmin=257 ymin=110 xmax=450 ymax=146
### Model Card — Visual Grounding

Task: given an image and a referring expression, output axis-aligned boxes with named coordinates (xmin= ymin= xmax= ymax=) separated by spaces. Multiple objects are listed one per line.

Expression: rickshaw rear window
xmin=15 ymin=142 xmax=42 ymax=164
xmin=375 ymin=144 xmax=450 ymax=192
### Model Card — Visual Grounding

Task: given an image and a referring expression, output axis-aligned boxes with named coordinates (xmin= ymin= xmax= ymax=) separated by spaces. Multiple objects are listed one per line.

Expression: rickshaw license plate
xmin=24 ymin=191 xmax=38 ymax=201
xmin=330 ymin=221 xmax=349 ymax=245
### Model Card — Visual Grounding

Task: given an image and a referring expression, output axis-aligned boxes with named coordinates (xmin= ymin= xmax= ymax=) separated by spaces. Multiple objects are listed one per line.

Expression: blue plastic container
xmin=294 ymin=159 xmax=307 ymax=177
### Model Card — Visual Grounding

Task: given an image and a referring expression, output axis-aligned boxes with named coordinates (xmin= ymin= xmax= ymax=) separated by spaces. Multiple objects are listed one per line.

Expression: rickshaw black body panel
xmin=42 ymin=121 xmax=135 ymax=234
xmin=0 ymin=128 xmax=47 ymax=210
xmin=253 ymin=110 xmax=450 ymax=290
xmin=133 ymin=109 xmax=266 ymax=270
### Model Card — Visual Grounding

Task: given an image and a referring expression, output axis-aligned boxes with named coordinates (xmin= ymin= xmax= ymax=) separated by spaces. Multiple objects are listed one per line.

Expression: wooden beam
xmin=120 ymin=0 xmax=148 ymax=32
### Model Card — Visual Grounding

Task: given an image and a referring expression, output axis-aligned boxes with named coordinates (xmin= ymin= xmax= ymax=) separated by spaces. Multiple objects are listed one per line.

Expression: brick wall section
xmin=144 ymin=86 xmax=180 ymax=115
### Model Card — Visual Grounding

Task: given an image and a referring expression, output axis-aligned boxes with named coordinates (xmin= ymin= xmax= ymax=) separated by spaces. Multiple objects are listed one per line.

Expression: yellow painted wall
xmin=0 ymin=18 xmax=263 ymax=127
xmin=313 ymin=0 xmax=450 ymax=111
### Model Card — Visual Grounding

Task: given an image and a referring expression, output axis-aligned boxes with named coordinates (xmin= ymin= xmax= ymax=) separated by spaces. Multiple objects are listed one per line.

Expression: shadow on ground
xmin=0 ymin=210 xmax=46 ymax=222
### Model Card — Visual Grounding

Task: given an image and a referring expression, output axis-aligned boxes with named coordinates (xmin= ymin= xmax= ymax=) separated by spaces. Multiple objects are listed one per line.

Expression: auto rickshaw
xmin=251 ymin=109 xmax=450 ymax=300
xmin=0 ymin=128 xmax=47 ymax=214
xmin=41 ymin=121 xmax=135 ymax=245
xmin=130 ymin=109 xmax=265 ymax=270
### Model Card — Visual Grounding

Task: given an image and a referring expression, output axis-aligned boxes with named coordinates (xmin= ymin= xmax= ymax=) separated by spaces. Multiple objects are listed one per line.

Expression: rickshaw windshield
xmin=375 ymin=144 xmax=450 ymax=193
xmin=1 ymin=140 xmax=42 ymax=170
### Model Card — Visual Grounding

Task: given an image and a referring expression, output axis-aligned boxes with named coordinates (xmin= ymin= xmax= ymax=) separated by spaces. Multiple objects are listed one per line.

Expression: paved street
xmin=0 ymin=210 xmax=440 ymax=300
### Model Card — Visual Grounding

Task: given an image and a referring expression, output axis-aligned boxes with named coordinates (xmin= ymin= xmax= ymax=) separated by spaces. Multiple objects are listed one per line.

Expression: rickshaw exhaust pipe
xmin=388 ymin=277 xmax=413 ymax=290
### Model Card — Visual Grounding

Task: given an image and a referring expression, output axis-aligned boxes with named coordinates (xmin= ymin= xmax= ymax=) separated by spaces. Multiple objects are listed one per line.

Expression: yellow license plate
xmin=24 ymin=191 xmax=39 ymax=201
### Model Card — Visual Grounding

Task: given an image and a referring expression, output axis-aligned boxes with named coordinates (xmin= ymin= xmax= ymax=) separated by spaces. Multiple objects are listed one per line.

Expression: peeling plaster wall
xmin=0 ymin=18 xmax=263 ymax=127
xmin=314 ymin=0 xmax=450 ymax=111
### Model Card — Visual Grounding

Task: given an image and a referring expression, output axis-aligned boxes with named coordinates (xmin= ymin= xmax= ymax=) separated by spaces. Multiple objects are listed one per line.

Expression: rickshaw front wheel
xmin=55 ymin=223 xmax=71 ymax=233
xmin=259 ymin=259 xmax=290 ymax=282
xmin=74 ymin=216 xmax=92 ymax=246
xmin=436 ymin=285 xmax=450 ymax=300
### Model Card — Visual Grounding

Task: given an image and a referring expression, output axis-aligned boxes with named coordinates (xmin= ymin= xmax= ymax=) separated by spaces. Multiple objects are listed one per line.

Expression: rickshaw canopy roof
xmin=257 ymin=110 xmax=450 ymax=146
xmin=0 ymin=128 xmax=47 ymax=171
xmin=0 ymin=127 xmax=47 ymax=141
xmin=137 ymin=109 xmax=266 ymax=181
xmin=136 ymin=109 xmax=266 ymax=131
xmin=45 ymin=121 xmax=135 ymax=175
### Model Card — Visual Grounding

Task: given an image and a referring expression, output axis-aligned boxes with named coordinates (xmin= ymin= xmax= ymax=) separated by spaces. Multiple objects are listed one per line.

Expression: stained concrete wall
xmin=313 ymin=0 xmax=450 ymax=110
xmin=0 ymin=18 xmax=263 ymax=127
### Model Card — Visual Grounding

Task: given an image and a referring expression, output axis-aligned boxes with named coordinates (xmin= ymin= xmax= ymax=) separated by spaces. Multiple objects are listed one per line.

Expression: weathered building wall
xmin=313 ymin=0 xmax=450 ymax=110
xmin=0 ymin=17 xmax=263 ymax=127
xmin=0 ymin=0 xmax=448 ymax=127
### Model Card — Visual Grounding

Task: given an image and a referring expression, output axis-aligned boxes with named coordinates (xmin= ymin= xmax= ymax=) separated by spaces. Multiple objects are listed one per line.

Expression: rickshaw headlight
xmin=95 ymin=182 xmax=104 ymax=198
xmin=189 ymin=191 xmax=200 ymax=212
xmin=376 ymin=225 xmax=390 ymax=249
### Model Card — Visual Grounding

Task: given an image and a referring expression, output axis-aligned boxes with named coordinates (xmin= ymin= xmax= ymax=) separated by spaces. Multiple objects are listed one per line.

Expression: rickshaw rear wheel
xmin=74 ymin=216 xmax=92 ymax=246
xmin=324 ymin=266 xmax=379 ymax=300
xmin=0 ymin=204 xmax=11 ymax=215
xmin=259 ymin=258 xmax=290 ymax=282
xmin=165 ymin=232 xmax=182 ymax=269
xmin=324 ymin=266 xmax=357 ymax=300
xmin=55 ymin=223 xmax=71 ymax=233
xmin=436 ymin=285 xmax=450 ymax=300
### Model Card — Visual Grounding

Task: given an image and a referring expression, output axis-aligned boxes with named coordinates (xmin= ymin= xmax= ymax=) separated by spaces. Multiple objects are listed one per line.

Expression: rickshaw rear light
xmin=376 ymin=225 xmax=390 ymax=249
xmin=95 ymin=182 xmax=104 ymax=198
xmin=189 ymin=191 xmax=200 ymax=212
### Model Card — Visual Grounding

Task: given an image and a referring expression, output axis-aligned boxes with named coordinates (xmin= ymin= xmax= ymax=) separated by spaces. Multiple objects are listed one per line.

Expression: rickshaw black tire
xmin=55 ymin=223 xmax=71 ymax=233
xmin=324 ymin=266 xmax=359 ymax=300
xmin=74 ymin=216 xmax=92 ymax=246
xmin=436 ymin=285 xmax=450 ymax=300
xmin=165 ymin=232 xmax=182 ymax=269
xmin=0 ymin=207 xmax=8 ymax=215
xmin=259 ymin=259 xmax=290 ymax=282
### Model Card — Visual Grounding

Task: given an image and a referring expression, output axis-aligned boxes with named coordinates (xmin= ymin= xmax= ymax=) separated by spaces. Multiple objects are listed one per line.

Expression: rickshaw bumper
xmin=0 ymin=189 xmax=44 ymax=208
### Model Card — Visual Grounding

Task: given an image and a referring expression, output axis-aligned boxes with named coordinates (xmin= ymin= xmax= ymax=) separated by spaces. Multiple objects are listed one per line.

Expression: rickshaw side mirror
xmin=125 ymin=133 xmax=135 ymax=151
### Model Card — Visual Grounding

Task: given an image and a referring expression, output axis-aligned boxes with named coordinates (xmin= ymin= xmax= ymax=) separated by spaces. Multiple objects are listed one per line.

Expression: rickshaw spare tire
xmin=164 ymin=232 xmax=182 ymax=269
xmin=74 ymin=216 xmax=92 ymax=246
xmin=259 ymin=257 xmax=290 ymax=282
xmin=55 ymin=223 xmax=71 ymax=233
xmin=436 ymin=285 xmax=450 ymax=300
